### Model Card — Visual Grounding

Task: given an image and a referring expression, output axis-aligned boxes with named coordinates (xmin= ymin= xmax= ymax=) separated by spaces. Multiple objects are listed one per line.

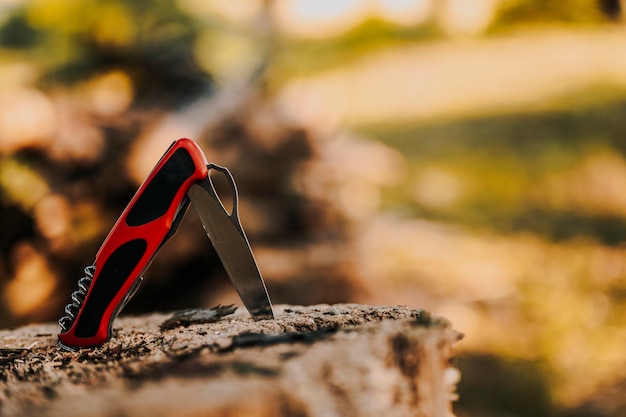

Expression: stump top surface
xmin=0 ymin=304 xmax=461 ymax=417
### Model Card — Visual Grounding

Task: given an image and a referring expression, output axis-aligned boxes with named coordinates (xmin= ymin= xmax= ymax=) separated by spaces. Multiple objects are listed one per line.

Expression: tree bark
xmin=0 ymin=304 xmax=461 ymax=417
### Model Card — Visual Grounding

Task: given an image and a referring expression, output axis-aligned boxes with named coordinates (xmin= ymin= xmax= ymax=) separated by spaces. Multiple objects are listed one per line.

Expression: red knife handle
xmin=58 ymin=138 xmax=208 ymax=349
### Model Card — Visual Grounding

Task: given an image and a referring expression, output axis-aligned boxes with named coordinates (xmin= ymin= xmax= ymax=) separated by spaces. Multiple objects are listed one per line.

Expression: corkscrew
xmin=58 ymin=138 xmax=274 ymax=351
xmin=58 ymin=265 xmax=95 ymax=334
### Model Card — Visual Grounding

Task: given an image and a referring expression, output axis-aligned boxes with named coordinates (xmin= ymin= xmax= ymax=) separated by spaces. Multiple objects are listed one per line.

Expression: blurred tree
xmin=0 ymin=0 xmax=213 ymax=326
xmin=598 ymin=0 xmax=623 ymax=19
xmin=0 ymin=0 xmax=358 ymax=327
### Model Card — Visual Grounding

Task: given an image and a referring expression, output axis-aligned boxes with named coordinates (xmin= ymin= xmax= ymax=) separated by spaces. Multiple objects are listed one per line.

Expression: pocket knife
xmin=58 ymin=138 xmax=273 ymax=351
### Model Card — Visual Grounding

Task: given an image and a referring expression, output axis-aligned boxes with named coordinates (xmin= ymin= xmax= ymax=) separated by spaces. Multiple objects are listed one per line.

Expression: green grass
xmin=357 ymin=91 xmax=626 ymax=244
xmin=269 ymin=18 xmax=439 ymax=83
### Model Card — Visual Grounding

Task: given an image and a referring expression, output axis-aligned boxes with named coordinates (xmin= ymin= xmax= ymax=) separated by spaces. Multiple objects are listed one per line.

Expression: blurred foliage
xmin=493 ymin=0 xmax=608 ymax=27
xmin=267 ymin=0 xmax=623 ymax=87
xmin=0 ymin=0 xmax=210 ymax=105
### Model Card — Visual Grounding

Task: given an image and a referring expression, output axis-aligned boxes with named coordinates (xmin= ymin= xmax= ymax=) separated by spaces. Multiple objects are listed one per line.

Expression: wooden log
xmin=0 ymin=304 xmax=462 ymax=417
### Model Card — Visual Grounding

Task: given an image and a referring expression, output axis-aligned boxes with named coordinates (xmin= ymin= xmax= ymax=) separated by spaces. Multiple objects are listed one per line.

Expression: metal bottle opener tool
xmin=58 ymin=138 xmax=274 ymax=351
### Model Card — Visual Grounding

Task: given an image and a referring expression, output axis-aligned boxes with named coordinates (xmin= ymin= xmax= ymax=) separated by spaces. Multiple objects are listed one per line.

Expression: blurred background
xmin=1 ymin=0 xmax=626 ymax=415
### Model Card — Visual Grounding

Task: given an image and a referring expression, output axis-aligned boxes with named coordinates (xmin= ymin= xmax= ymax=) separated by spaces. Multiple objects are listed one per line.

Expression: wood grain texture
xmin=0 ymin=304 xmax=461 ymax=417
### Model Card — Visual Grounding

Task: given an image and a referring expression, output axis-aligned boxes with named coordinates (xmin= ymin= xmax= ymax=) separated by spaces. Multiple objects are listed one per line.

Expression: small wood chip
xmin=159 ymin=305 xmax=237 ymax=330
xmin=0 ymin=348 xmax=29 ymax=364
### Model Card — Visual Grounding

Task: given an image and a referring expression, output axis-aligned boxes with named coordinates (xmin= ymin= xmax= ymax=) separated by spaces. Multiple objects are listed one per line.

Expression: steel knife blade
xmin=187 ymin=164 xmax=274 ymax=320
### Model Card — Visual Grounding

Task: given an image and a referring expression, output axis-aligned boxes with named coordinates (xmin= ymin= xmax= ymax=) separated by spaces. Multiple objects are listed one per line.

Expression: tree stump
xmin=0 ymin=304 xmax=462 ymax=417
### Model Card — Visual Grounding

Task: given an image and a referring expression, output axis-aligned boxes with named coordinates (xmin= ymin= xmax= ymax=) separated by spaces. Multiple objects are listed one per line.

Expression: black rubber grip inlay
xmin=74 ymin=239 xmax=147 ymax=338
xmin=126 ymin=148 xmax=196 ymax=226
